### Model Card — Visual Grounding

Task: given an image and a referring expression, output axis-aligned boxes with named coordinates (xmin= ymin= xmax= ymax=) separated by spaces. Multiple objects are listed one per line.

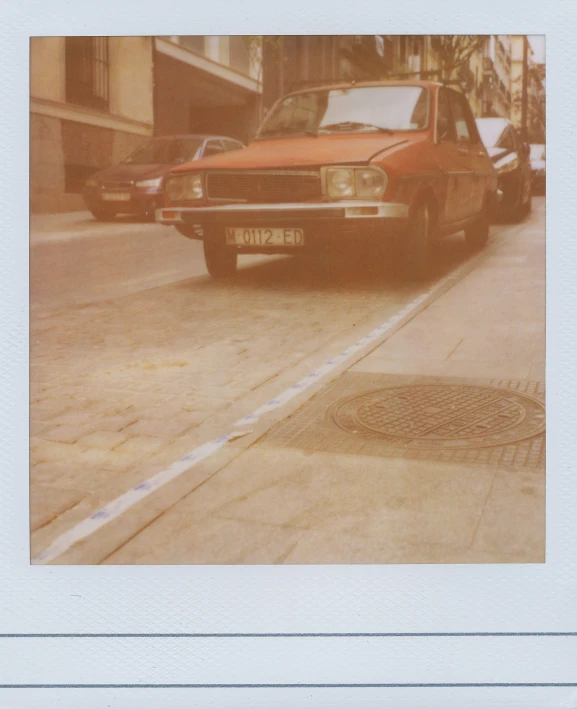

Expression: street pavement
xmin=30 ymin=201 xmax=545 ymax=564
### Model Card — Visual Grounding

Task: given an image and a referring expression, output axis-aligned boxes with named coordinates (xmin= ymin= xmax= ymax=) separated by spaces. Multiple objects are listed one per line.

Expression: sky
xmin=528 ymin=35 xmax=545 ymax=64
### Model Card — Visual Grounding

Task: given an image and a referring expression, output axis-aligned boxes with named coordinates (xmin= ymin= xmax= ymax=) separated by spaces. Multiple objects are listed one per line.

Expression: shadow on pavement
xmin=179 ymin=231 xmax=475 ymax=295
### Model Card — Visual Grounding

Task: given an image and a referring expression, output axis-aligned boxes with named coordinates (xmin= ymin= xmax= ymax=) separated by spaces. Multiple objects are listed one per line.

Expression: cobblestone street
xmin=30 ymin=201 xmax=545 ymax=564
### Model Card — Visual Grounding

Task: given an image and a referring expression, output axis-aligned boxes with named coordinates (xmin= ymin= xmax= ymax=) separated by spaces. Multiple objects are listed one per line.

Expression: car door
xmin=435 ymin=87 xmax=468 ymax=224
xmin=446 ymin=89 xmax=477 ymax=220
xmin=457 ymin=93 xmax=492 ymax=216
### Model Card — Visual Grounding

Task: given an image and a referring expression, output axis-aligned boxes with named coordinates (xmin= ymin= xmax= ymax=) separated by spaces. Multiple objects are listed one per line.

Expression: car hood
xmin=90 ymin=163 xmax=174 ymax=183
xmin=170 ymin=133 xmax=410 ymax=173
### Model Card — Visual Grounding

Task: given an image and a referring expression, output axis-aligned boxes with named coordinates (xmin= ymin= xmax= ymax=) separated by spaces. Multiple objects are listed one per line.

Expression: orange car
xmin=157 ymin=80 xmax=499 ymax=279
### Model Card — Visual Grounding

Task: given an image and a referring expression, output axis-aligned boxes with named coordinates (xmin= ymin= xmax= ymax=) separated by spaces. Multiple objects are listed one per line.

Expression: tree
xmin=242 ymin=36 xmax=284 ymax=85
xmin=511 ymin=65 xmax=546 ymax=143
xmin=432 ymin=35 xmax=486 ymax=80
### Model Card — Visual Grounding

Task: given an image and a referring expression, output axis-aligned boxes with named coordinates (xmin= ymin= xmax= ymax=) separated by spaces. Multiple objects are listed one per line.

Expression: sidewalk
xmin=95 ymin=203 xmax=545 ymax=565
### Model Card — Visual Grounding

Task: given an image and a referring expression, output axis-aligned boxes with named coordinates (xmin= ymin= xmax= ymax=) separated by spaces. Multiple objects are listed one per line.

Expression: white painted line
xmin=32 ymin=260 xmax=471 ymax=564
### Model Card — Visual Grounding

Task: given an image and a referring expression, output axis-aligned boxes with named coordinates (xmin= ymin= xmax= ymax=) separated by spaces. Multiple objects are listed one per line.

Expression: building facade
xmin=481 ymin=35 xmax=512 ymax=118
xmin=153 ymin=36 xmax=262 ymax=144
xmin=261 ymin=35 xmax=391 ymax=112
xmin=30 ymin=35 xmax=263 ymax=213
xmin=30 ymin=36 xmax=154 ymax=213
xmin=30 ymin=35 xmax=544 ymax=214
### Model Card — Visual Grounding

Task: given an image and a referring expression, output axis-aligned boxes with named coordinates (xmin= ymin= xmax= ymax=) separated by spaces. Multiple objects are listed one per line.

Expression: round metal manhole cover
xmin=328 ymin=384 xmax=545 ymax=449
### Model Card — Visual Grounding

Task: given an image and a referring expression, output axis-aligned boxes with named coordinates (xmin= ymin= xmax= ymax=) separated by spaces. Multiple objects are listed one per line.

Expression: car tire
xmin=90 ymin=208 xmax=117 ymax=222
xmin=523 ymin=190 xmax=533 ymax=215
xmin=465 ymin=204 xmax=490 ymax=250
xmin=203 ymin=235 xmax=238 ymax=278
xmin=512 ymin=180 xmax=531 ymax=222
xmin=401 ymin=200 xmax=432 ymax=280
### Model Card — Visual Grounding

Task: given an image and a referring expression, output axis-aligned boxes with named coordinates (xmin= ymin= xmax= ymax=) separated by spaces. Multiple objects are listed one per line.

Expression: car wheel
xmin=523 ymin=190 xmax=533 ymax=215
xmin=512 ymin=180 xmax=531 ymax=222
xmin=90 ymin=208 xmax=117 ymax=222
xmin=401 ymin=200 xmax=432 ymax=280
xmin=465 ymin=204 xmax=490 ymax=251
xmin=203 ymin=235 xmax=238 ymax=278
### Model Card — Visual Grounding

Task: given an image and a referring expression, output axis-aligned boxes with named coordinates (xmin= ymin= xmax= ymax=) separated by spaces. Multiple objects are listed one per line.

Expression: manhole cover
xmin=329 ymin=384 xmax=545 ymax=449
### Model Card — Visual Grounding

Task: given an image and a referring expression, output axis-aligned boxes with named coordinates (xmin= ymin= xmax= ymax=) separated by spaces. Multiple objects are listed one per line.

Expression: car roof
xmin=285 ymin=79 xmax=442 ymax=97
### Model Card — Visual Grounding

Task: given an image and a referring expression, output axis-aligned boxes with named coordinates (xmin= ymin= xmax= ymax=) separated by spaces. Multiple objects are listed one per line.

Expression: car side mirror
xmin=438 ymin=117 xmax=449 ymax=141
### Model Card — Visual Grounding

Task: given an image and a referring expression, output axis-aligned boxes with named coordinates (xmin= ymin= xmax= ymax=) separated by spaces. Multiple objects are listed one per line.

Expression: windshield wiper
xmin=319 ymin=121 xmax=394 ymax=135
xmin=257 ymin=128 xmax=317 ymax=139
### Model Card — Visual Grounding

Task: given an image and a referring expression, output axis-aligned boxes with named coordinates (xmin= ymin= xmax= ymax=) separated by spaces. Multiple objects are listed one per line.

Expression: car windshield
xmin=476 ymin=119 xmax=507 ymax=148
xmin=124 ymin=138 xmax=204 ymax=165
xmin=530 ymin=144 xmax=545 ymax=160
xmin=258 ymin=86 xmax=429 ymax=138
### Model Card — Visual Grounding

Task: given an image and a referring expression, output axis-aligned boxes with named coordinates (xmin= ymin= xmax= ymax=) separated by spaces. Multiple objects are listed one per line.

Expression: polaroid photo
xmin=1 ymin=0 xmax=575 ymax=706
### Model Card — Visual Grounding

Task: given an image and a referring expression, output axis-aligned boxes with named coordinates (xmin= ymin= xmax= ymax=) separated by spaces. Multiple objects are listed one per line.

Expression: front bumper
xmin=84 ymin=187 xmax=164 ymax=215
xmin=157 ymin=201 xmax=408 ymax=225
xmin=157 ymin=201 xmax=409 ymax=252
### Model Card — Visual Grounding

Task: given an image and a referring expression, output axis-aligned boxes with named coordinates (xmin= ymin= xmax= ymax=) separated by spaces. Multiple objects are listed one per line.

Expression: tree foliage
xmin=432 ymin=35 xmax=485 ymax=79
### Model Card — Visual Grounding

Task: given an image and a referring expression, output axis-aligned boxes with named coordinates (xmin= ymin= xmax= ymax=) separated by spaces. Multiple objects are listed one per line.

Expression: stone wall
xmin=30 ymin=113 xmax=148 ymax=214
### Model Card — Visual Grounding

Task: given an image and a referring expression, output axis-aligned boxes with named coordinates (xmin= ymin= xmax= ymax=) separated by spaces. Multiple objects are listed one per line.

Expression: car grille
xmin=102 ymin=181 xmax=133 ymax=190
xmin=206 ymin=171 xmax=321 ymax=203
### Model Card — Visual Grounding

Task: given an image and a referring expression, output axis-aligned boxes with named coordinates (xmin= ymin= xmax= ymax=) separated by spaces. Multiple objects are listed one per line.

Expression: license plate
xmin=102 ymin=192 xmax=131 ymax=202
xmin=226 ymin=227 xmax=304 ymax=247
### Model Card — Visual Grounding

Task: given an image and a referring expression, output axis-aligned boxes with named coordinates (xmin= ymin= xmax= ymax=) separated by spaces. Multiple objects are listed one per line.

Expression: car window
xmin=509 ymin=127 xmax=522 ymax=151
xmin=437 ymin=88 xmax=456 ymax=141
xmin=498 ymin=127 xmax=515 ymax=152
xmin=459 ymin=95 xmax=482 ymax=144
xmin=203 ymin=140 xmax=225 ymax=157
xmin=124 ymin=138 xmax=204 ymax=165
xmin=258 ymin=85 xmax=430 ymax=137
xmin=476 ymin=119 xmax=507 ymax=148
xmin=223 ymin=140 xmax=243 ymax=152
xmin=448 ymin=91 xmax=472 ymax=143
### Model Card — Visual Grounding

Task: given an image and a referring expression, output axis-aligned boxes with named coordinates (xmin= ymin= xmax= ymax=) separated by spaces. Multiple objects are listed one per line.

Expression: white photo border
xmin=2 ymin=0 xmax=576 ymax=707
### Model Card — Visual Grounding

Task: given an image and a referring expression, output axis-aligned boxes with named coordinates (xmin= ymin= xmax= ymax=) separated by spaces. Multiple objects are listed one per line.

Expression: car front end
xmin=157 ymin=163 xmax=410 ymax=255
xmin=84 ymin=174 xmax=165 ymax=217
xmin=156 ymin=82 xmax=443 ymax=256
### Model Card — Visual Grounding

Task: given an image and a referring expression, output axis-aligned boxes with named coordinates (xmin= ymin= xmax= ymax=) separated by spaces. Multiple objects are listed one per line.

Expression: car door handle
xmin=458 ymin=148 xmax=469 ymax=156
xmin=477 ymin=150 xmax=486 ymax=157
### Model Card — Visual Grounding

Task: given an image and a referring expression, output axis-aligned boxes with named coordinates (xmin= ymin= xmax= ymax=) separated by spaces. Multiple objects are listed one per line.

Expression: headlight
xmin=494 ymin=153 xmax=519 ymax=174
xmin=324 ymin=166 xmax=387 ymax=199
xmin=85 ymin=177 xmax=98 ymax=187
xmin=165 ymin=173 xmax=203 ymax=202
xmin=326 ymin=168 xmax=355 ymax=198
xmin=355 ymin=168 xmax=387 ymax=198
xmin=136 ymin=176 xmax=163 ymax=189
